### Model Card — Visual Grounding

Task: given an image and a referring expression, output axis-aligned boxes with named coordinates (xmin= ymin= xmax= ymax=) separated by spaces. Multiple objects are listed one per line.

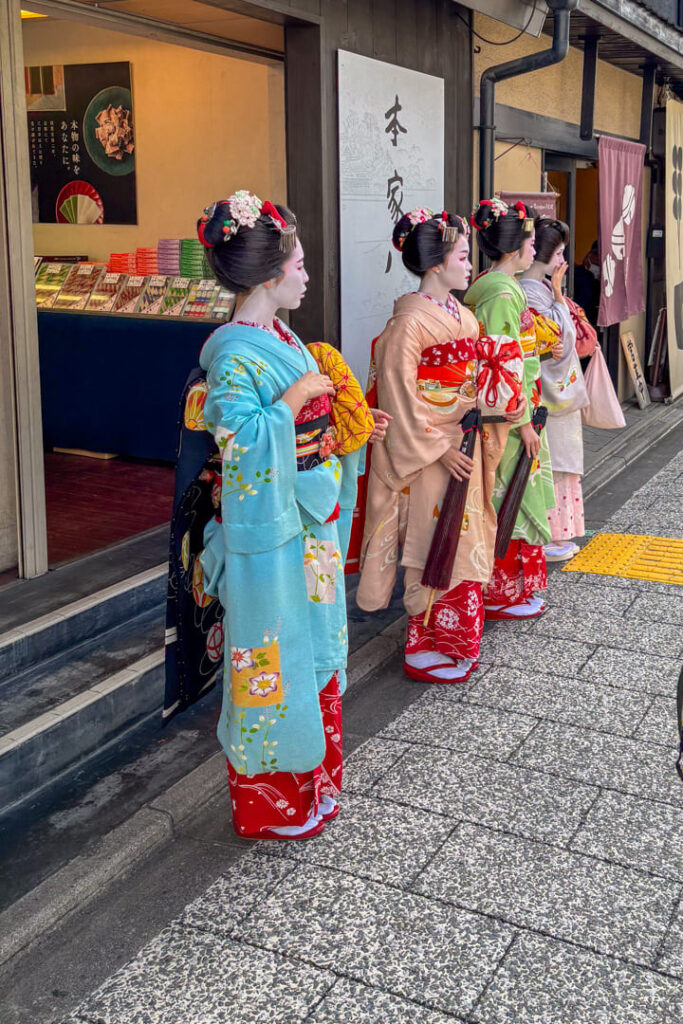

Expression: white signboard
xmin=338 ymin=50 xmax=444 ymax=385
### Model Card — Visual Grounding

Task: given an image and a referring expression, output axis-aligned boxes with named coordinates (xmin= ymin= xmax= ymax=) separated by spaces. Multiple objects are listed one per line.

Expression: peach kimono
xmin=356 ymin=292 xmax=509 ymax=619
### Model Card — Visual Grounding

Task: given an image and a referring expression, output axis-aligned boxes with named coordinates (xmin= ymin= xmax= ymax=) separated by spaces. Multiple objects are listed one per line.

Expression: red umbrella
xmin=421 ymin=408 xmax=482 ymax=626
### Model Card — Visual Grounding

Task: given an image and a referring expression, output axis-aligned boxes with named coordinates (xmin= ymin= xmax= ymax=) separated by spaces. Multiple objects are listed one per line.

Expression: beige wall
xmin=474 ymin=13 xmax=649 ymax=400
xmin=23 ymin=19 xmax=286 ymax=263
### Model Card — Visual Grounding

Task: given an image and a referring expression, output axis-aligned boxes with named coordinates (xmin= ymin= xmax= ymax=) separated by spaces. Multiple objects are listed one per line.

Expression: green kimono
xmin=465 ymin=271 xmax=554 ymax=546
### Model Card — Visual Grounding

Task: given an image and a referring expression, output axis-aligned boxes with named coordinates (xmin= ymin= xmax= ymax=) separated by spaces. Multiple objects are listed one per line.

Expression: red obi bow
xmin=476 ymin=337 xmax=524 ymax=412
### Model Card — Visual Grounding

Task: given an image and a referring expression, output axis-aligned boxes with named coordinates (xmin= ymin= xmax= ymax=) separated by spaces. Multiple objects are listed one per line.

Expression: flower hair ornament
xmin=198 ymin=190 xmax=297 ymax=252
xmin=393 ymin=206 xmax=434 ymax=251
xmin=470 ymin=197 xmax=533 ymax=233
xmin=439 ymin=210 xmax=469 ymax=243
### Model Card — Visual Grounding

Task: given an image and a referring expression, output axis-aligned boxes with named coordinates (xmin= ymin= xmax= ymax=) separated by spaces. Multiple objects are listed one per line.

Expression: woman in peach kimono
xmin=357 ymin=209 xmax=525 ymax=684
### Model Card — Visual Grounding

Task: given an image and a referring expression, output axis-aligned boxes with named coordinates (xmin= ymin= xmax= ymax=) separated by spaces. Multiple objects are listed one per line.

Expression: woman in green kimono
xmin=180 ymin=191 xmax=375 ymax=841
xmin=465 ymin=198 xmax=555 ymax=619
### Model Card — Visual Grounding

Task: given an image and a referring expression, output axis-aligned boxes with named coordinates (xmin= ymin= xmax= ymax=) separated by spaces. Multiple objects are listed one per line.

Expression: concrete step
xmin=0 ymin=647 xmax=165 ymax=814
xmin=0 ymin=565 xmax=166 ymax=684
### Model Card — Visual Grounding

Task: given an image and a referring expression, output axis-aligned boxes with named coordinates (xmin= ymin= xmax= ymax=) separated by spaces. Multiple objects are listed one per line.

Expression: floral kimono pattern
xmin=198 ymin=321 xmax=362 ymax=777
xmin=357 ymin=292 xmax=509 ymax=622
xmin=465 ymin=271 xmax=555 ymax=548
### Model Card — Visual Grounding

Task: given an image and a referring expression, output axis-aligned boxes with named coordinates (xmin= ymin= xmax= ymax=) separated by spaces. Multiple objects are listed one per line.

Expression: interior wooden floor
xmin=44 ymin=452 xmax=175 ymax=566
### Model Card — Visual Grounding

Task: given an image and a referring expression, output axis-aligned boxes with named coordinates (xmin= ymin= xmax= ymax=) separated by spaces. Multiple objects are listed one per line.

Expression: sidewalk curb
xmin=583 ymin=396 xmax=683 ymax=501
xmin=0 ymin=614 xmax=407 ymax=968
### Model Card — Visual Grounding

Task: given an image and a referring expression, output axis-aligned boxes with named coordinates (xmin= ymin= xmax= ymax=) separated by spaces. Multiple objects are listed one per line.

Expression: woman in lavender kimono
xmin=520 ymin=217 xmax=589 ymax=561
xmin=192 ymin=191 xmax=373 ymax=841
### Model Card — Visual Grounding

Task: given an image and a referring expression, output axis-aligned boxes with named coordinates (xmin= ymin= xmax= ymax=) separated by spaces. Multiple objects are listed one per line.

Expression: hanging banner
xmin=666 ymin=99 xmax=683 ymax=399
xmin=498 ymin=191 xmax=558 ymax=220
xmin=597 ymin=136 xmax=646 ymax=327
xmin=338 ymin=51 xmax=444 ymax=385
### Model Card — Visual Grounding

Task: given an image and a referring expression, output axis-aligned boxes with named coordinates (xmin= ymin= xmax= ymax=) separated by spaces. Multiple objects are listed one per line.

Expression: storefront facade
xmin=472 ymin=0 xmax=683 ymax=398
xmin=0 ymin=0 xmax=473 ymax=580
xmin=1 ymin=0 xmax=681 ymax=583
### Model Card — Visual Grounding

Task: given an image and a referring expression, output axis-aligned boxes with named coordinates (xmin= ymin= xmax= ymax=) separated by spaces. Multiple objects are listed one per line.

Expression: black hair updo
xmin=533 ymin=216 xmax=569 ymax=265
xmin=392 ymin=210 xmax=467 ymax=277
xmin=197 ymin=197 xmax=297 ymax=294
xmin=470 ymin=199 xmax=537 ymax=261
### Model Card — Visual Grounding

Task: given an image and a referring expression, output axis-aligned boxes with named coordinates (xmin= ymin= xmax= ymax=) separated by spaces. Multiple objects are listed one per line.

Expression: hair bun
xmin=197 ymin=200 xmax=230 ymax=249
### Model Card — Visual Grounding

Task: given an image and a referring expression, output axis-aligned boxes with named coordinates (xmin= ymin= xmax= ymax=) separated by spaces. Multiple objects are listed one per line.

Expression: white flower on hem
xmin=275 ymin=799 xmax=289 ymax=809
xmin=248 ymin=672 xmax=280 ymax=698
xmin=231 ymin=647 xmax=254 ymax=672
xmin=286 ymin=807 xmax=296 ymax=816
xmin=435 ymin=607 xmax=460 ymax=631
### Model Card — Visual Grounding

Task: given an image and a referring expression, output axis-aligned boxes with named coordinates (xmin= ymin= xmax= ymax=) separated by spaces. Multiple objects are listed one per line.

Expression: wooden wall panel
xmin=285 ymin=0 xmax=473 ymax=343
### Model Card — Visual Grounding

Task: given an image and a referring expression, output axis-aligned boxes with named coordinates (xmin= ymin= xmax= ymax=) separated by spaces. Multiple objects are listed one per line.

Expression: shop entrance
xmin=544 ymin=150 xmax=620 ymax=383
xmin=6 ymin=0 xmax=285 ymax=579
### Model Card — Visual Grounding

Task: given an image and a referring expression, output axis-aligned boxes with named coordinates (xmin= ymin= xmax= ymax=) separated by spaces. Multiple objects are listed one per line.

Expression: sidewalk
xmin=48 ymin=447 xmax=683 ymax=1022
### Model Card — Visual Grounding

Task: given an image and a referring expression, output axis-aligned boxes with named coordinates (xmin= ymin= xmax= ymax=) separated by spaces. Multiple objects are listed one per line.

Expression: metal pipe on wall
xmin=478 ymin=0 xmax=580 ymax=202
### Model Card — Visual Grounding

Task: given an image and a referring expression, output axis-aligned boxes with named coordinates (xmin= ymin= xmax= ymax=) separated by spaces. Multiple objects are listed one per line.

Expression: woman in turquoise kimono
xmin=178 ymin=191 xmax=375 ymax=841
xmin=465 ymin=198 xmax=555 ymax=620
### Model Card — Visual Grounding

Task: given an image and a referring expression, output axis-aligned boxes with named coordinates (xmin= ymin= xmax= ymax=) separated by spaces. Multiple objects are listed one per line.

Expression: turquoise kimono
xmin=199 ymin=323 xmax=360 ymax=776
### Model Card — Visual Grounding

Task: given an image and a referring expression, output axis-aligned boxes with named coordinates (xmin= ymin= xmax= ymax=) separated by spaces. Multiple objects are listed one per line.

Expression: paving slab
xmin=544 ymin=579 xmax=636 ymax=614
xmin=471 ymin=931 xmax=683 ymax=1024
xmin=341 ymin=736 xmax=411 ymax=795
xmin=379 ymin=697 xmax=537 ymax=760
xmin=512 ymin=720 xmax=683 ymax=806
xmin=459 ymin=665 xmax=650 ymax=737
xmin=571 ymin=789 xmax=683 ymax=881
xmin=180 ymin=851 xmax=293 ymax=934
xmin=263 ymin=793 xmax=454 ymax=888
xmin=634 ymin=696 xmax=678 ymax=748
xmin=627 ymin=591 xmax=683 ymax=626
xmin=61 ymin=923 xmax=334 ymax=1024
xmin=477 ymin=633 xmax=551 ymax=671
xmin=412 ymin=822 xmax=678 ymax=963
xmin=309 ymin=979 xmax=463 ymax=1023
xmin=580 ymin=647 xmax=681 ymax=696
xmin=378 ymin=745 xmax=597 ymax=844
xmin=658 ymin=902 xmax=683 ymax=977
xmin=233 ymin=863 xmax=514 ymax=1018
xmin=532 ymin=609 xmax=683 ymax=657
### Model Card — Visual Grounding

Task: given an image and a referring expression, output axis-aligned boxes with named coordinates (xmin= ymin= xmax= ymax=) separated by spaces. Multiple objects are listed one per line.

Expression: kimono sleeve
xmin=375 ymin=316 xmax=451 ymax=478
xmin=475 ymin=291 xmax=532 ymax=426
xmin=203 ymin=347 xmax=301 ymax=553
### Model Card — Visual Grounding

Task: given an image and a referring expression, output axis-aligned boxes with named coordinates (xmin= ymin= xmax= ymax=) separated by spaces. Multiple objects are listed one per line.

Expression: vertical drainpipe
xmin=478 ymin=0 xmax=580 ymax=202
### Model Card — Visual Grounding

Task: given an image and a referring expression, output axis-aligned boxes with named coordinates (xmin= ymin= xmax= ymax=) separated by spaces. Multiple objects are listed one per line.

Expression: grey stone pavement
xmin=7 ymin=438 xmax=683 ymax=1024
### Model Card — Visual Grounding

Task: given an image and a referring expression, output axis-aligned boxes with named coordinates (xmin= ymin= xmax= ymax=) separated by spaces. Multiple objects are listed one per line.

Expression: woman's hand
xmin=281 ymin=371 xmax=335 ymax=418
xmin=439 ymin=446 xmax=474 ymax=482
xmin=519 ymin=421 xmax=541 ymax=459
xmin=504 ymin=393 xmax=528 ymax=424
xmin=551 ymin=341 xmax=564 ymax=361
xmin=552 ymin=261 xmax=568 ymax=303
xmin=368 ymin=407 xmax=392 ymax=444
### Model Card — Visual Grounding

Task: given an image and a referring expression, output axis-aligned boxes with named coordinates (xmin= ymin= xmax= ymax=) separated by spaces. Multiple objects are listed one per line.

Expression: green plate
xmin=83 ymin=86 xmax=135 ymax=177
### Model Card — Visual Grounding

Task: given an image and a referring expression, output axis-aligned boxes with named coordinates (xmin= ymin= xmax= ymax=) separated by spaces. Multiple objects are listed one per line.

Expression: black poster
xmin=27 ymin=61 xmax=137 ymax=225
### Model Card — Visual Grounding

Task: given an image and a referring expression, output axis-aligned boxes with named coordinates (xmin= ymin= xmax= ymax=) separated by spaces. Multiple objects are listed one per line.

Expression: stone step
xmin=0 ymin=565 xmax=166 ymax=684
xmin=0 ymin=647 xmax=166 ymax=814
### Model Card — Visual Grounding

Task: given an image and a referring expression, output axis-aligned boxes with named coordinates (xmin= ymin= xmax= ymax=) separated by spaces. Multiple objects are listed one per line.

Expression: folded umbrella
xmin=421 ymin=408 xmax=482 ymax=626
xmin=494 ymin=405 xmax=548 ymax=561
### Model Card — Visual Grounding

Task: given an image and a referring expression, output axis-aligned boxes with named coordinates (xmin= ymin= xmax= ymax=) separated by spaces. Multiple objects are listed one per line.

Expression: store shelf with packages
xmin=34 ymin=260 xmax=235 ymax=323
xmin=35 ymin=257 xmax=235 ymax=464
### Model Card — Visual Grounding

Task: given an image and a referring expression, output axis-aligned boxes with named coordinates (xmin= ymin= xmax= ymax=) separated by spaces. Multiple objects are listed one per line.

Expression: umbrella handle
xmin=423 ymin=588 xmax=437 ymax=627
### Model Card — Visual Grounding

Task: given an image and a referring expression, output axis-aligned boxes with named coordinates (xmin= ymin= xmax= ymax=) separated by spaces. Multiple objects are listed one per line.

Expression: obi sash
xmin=295 ymin=412 xmax=333 ymax=471
xmin=416 ymin=338 xmax=478 ymax=406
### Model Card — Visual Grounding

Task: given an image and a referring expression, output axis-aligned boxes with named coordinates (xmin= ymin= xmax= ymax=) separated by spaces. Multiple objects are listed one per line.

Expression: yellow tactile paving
xmin=562 ymin=533 xmax=683 ymax=586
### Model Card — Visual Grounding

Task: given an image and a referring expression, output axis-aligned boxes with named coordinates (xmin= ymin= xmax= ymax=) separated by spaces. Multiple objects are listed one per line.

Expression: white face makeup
xmin=441 ymin=234 xmax=472 ymax=291
xmin=269 ymin=239 xmax=309 ymax=310
xmin=550 ymin=243 xmax=566 ymax=270
xmin=518 ymin=232 xmax=536 ymax=271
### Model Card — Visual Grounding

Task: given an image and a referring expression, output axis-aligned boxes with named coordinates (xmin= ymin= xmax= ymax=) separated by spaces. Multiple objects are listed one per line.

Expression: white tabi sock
xmin=269 ymin=809 xmax=321 ymax=837
xmin=405 ymin=651 xmax=455 ymax=669
xmin=426 ymin=658 xmax=473 ymax=681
